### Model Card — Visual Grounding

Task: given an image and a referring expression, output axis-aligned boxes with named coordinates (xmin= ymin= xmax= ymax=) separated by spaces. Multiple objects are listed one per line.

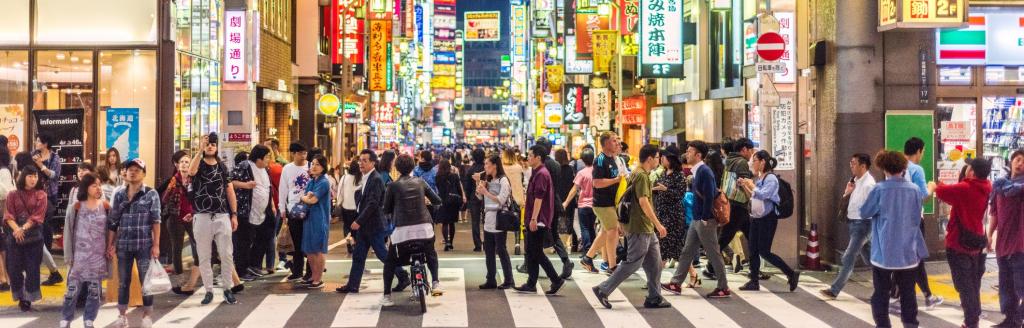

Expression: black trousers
xmin=524 ymin=227 xmax=560 ymax=287
xmin=549 ymin=212 xmax=569 ymax=263
xmin=168 ymin=218 xmax=197 ymax=274
xmin=718 ymin=202 xmax=750 ymax=254
xmin=233 ymin=217 xmax=256 ymax=273
xmin=469 ymin=202 xmax=483 ymax=248
xmin=288 ymin=217 xmax=309 ymax=277
xmin=872 ymin=266 xmax=920 ymax=328
xmin=748 ymin=218 xmax=795 ymax=281
xmin=250 ymin=213 xmax=276 ymax=270
xmin=948 ymin=249 xmax=986 ymax=328
xmin=383 ymin=238 xmax=438 ymax=295
xmin=484 ymin=231 xmax=514 ymax=285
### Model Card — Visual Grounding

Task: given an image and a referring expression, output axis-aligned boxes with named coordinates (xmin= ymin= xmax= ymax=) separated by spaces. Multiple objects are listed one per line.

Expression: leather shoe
xmin=643 ymin=298 xmax=672 ymax=309
xmin=512 ymin=284 xmax=537 ymax=293
xmin=335 ymin=286 xmax=359 ymax=293
xmin=546 ymin=279 xmax=564 ymax=295
xmin=498 ymin=282 xmax=515 ymax=290
xmin=478 ymin=282 xmax=498 ymax=290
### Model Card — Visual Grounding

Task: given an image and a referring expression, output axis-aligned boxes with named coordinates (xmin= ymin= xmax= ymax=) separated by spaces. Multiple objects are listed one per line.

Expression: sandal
xmin=686 ymin=273 xmax=702 ymax=288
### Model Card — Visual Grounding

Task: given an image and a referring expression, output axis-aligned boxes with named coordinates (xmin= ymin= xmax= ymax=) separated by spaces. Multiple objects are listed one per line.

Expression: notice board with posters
xmin=885 ymin=110 xmax=935 ymax=214
xmin=33 ymin=108 xmax=84 ymax=221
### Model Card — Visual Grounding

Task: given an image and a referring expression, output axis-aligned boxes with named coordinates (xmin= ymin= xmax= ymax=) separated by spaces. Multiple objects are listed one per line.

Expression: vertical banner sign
xmin=639 ymin=0 xmax=684 ymax=77
xmin=0 ymin=104 xmax=25 ymax=156
xmin=620 ymin=0 xmax=640 ymax=35
xmin=33 ymin=109 xmax=84 ymax=220
xmin=563 ymin=84 xmax=589 ymax=124
xmin=369 ymin=19 xmax=390 ymax=91
xmin=592 ymin=30 xmax=618 ymax=73
xmin=773 ymin=12 xmax=796 ymax=83
xmin=772 ymin=98 xmax=795 ymax=170
xmin=105 ymin=108 xmax=140 ymax=161
xmin=224 ymin=11 xmax=246 ymax=82
xmin=589 ymin=88 xmax=612 ymax=130
xmin=576 ymin=9 xmax=610 ymax=57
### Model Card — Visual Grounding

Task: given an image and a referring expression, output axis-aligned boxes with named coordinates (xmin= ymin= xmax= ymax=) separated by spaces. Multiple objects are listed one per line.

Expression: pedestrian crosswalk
xmin=0 ymin=263 xmax=998 ymax=328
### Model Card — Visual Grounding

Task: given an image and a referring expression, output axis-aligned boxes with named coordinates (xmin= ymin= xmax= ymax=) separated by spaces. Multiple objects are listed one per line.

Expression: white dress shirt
xmin=847 ymin=173 xmax=877 ymax=220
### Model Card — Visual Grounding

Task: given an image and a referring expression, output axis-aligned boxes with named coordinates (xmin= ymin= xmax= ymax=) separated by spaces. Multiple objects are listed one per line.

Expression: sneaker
xmin=306 ymin=281 xmax=325 ymax=289
xmin=201 ymin=292 xmax=215 ymax=305
xmin=335 ymin=285 xmax=360 ymax=293
xmin=59 ymin=320 xmax=70 ymax=328
xmin=592 ymin=286 xmax=612 ymax=309
xmin=223 ymin=290 xmax=238 ymax=304
xmin=141 ymin=315 xmax=153 ymax=328
xmin=706 ymin=288 xmax=732 ymax=298
xmin=819 ymin=288 xmax=838 ymax=300
xmin=512 ymin=284 xmax=538 ymax=293
xmin=41 ymin=271 xmax=63 ymax=286
xmin=380 ymin=294 xmax=395 ymax=307
xmin=83 ymin=320 xmax=95 ymax=328
xmin=172 ymin=286 xmax=196 ymax=296
xmin=431 ymin=281 xmax=444 ymax=296
xmin=116 ymin=315 xmax=128 ymax=328
xmin=600 ymin=261 xmax=610 ymax=272
xmin=738 ymin=280 xmax=760 ymax=291
xmin=888 ymin=299 xmax=901 ymax=314
xmin=286 ymin=273 xmax=304 ymax=281
xmin=276 ymin=261 xmax=288 ymax=271
xmin=240 ymin=273 xmax=257 ymax=282
xmin=580 ymin=256 xmax=598 ymax=273
xmin=546 ymin=278 xmax=564 ymax=295
xmin=247 ymin=267 xmax=266 ymax=277
xmin=393 ymin=275 xmax=411 ymax=293
xmin=788 ymin=271 xmax=801 ymax=292
xmin=660 ymin=283 xmax=683 ymax=295
xmin=560 ymin=262 xmax=574 ymax=280
xmin=925 ymin=295 xmax=944 ymax=310
xmin=516 ymin=264 xmax=528 ymax=274
xmin=231 ymin=284 xmax=245 ymax=293
xmin=643 ymin=298 xmax=672 ymax=309
xmin=701 ymin=269 xmax=717 ymax=281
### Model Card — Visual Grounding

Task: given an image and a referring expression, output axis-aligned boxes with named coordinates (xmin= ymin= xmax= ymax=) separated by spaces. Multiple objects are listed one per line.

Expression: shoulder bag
xmin=495 ymin=178 xmax=521 ymax=232
xmin=957 ymin=216 xmax=988 ymax=251
xmin=11 ymin=192 xmax=44 ymax=245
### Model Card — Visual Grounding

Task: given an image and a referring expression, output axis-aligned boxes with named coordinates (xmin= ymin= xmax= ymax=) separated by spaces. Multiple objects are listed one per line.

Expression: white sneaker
xmin=380 ymin=294 xmax=395 ymax=307
xmin=431 ymin=281 xmax=444 ymax=296
xmin=925 ymin=295 xmax=944 ymax=311
xmin=83 ymin=320 xmax=95 ymax=328
xmin=116 ymin=315 xmax=129 ymax=328
xmin=141 ymin=315 xmax=153 ymax=328
xmin=59 ymin=320 xmax=70 ymax=328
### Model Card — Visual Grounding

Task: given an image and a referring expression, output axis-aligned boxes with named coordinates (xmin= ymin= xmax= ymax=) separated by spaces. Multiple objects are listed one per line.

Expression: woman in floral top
xmin=653 ymin=147 xmax=698 ymax=286
xmin=60 ymin=174 xmax=111 ymax=328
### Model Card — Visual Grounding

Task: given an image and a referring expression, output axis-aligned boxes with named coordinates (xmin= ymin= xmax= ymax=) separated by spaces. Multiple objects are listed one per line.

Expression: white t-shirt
xmin=278 ymin=163 xmax=310 ymax=214
xmin=250 ymin=164 xmax=272 ymax=225
xmin=336 ymin=174 xmax=360 ymax=210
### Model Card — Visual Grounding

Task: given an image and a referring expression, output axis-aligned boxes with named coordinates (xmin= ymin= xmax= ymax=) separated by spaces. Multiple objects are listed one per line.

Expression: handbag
xmin=10 ymin=192 xmax=43 ymax=245
xmin=956 ymin=216 xmax=988 ymax=251
xmin=288 ymin=203 xmax=310 ymax=220
xmin=496 ymin=197 xmax=521 ymax=232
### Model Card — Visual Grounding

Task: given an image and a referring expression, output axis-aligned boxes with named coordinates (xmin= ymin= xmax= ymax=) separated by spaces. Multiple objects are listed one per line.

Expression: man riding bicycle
xmin=380 ymin=154 xmax=444 ymax=307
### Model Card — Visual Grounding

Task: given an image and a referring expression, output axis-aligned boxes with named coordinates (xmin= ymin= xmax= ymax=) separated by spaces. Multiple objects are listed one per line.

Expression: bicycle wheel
xmin=418 ymin=285 xmax=427 ymax=313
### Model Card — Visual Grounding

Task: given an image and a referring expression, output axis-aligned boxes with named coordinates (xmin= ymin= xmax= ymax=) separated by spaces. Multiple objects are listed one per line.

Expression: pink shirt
xmin=573 ymin=167 xmax=595 ymax=208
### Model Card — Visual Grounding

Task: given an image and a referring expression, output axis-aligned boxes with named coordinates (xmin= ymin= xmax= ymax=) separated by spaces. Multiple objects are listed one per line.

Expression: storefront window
xmin=938 ymin=66 xmax=972 ymax=85
xmin=35 ymin=0 xmax=158 ymax=45
xmin=985 ymin=66 xmax=1024 ymax=85
xmin=982 ymin=96 xmax=1023 ymax=179
xmin=33 ymin=51 xmax=95 ymax=111
xmin=98 ymin=50 xmax=157 ymax=184
xmin=0 ymin=0 xmax=30 ymax=46
xmin=0 ymin=51 xmax=29 ymax=154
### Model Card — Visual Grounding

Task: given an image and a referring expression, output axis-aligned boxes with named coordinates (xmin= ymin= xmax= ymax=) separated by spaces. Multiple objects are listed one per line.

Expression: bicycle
xmin=408 ymin=252 xmax=430 ymax=314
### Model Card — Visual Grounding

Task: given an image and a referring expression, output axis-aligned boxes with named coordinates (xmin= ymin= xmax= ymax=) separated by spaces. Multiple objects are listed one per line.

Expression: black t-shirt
xmin=591 ymin=153 xmax=619 ymax=207
xmin=192 ymin=160 xmax=230 ymax=214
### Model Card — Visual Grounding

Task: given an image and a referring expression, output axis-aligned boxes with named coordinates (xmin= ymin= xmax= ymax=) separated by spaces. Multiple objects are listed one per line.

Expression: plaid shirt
xmin=31 ymin=149 xmax=62 ymax=199
xmin=107 ymin=186 xmax=161 ymax=253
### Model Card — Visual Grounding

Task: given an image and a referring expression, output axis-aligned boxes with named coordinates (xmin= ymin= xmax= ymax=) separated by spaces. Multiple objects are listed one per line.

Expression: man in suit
xmin=336 ymin=150 xmax=409 ymax=293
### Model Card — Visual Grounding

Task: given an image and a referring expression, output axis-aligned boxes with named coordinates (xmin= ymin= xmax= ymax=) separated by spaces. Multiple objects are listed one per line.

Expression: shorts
xmin=593 ymin=206 xmax=619 ymax=231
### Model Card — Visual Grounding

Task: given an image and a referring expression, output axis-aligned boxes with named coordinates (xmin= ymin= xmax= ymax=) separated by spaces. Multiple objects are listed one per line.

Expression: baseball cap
xmin=124 ymin=158 xmax=146 ymax=172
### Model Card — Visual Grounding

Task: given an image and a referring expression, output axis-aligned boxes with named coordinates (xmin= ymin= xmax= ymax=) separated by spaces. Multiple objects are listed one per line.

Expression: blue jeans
xmin=998 ymin=253 xmax=1024 ymax=325
xmin=830 ymin=219 xmax=872 ymax=295
xmin=62 ymin=280 xmax=102 ymax=323
xmin=345 ymin=230 xmax=406 ymax=288
xmin=117 ymin=249 xmax=153 ymax=309
xmin=577 ymin=207 xmax=596 ymax=254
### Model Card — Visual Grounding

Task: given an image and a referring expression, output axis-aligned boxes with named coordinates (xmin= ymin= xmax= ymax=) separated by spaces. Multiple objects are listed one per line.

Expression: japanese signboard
xmin=620 ymin=96 xmax=646 ymax=125
xmin=563 ymin=84 xmax=588 ymax=124
xmin=544 ymin=104 xmax=564 ymax=128
xmin=620 ymin=0 xmax=640 ymax=35
xmin=368 ymin=19 xmax=391 ymax=91
xmin=639 ymin=0 xmax=684 ymax=77
xmin=546 ymin=65 xmax=564 ymax=92
xmin=575 ymin=9 xmax=610 ymax=57
xmin=334 ymin=5 xmax=365 ymax=65
xmin=772 ymin=98 xmax=795 ymax=170
xmin=774 ymin=12 xmax=796 ymax=83
xmin=0 ymin=105 xmax=24 ymax=156
xmin=592 ymin=30 xmax=618 ymax=73
xmin=878 ymin=0 xmax=966 ymax=31
xmin=465 ymin=11 xmax=501 ymax=41
xmin=589 ymin=88 xmax=612 ymax=130
xmin=512 ymin=6 xmax=528 ymax=60
xmin=565 ymin=35 xmax=594 ymax=74
xmin=105 ymin=108 xmax=140 ymax=161
xmin=224 ymin=11 xmax=246 ymax=82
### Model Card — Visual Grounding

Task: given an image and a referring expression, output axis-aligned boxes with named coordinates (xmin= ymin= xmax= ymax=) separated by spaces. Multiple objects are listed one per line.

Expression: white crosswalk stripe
xmin=506 ymin=265 xmax=561 ymax=327
xmin=795 ymin=275 xmax=905 ymax=328
xmin=239 ymin=294 xmax=306 ymax=328
xmin=0 ymin=317 xmax=37 ymax=328
xmin=572 ymin=268 xmax=653 ymax=328
xmin=422 ymin=268 xmax=468 ymax=327
xmin=633 ymin=269 xmax=741 ymax=328
xmin=724 ymin=273 xmax=831 ymax=328
xmin=332 ymin=271 xmax=386 ymax=327
xmin=153 ymin=288 xmax=224 ymax=328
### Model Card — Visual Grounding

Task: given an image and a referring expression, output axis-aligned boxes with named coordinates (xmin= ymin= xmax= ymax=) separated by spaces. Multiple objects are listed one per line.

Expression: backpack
xmin=773 ymin=174 xmax=795 ymax=219
xmin=617 ymin=183 xmax=635 ymax=224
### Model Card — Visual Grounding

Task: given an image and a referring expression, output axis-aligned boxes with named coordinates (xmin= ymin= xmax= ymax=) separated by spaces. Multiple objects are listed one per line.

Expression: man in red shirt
xmin=513 ymin=145 xmax=565 ymax=295
xmin=989 ymin=150 xmax=1024 ymax=328
xmin=933 ymin=158 xmax=992 ymax=328
xmin=263 ymin=139 xmax=285 ymax=274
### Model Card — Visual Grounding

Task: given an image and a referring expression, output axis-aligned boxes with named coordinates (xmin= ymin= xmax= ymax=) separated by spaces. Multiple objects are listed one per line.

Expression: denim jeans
xmin=998 ymin=253 xmax=1024 ymax=325
xmin=871 ymin=266 xmax=919 ymax=328
xmin=117 ymin=249 xmax=154 ymax=309
xmin=345 ymin=229 xmax=406 ymax=289
xmin=948 ymin=250 xmax=985 ymax=328
xmin=830 ymin=219 xmax=872 ymax=295
xmin=62 ymin=280 xmax=102 ymax=323
xmin=577 ymin=207 xmax=596 ymax=254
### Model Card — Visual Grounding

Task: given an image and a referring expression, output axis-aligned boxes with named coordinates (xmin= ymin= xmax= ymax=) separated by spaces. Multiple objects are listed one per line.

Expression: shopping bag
xmin=278 ymin=224 xmax=295 ymax=253
xmin=143 ymin=259 xmax=172 ymax=296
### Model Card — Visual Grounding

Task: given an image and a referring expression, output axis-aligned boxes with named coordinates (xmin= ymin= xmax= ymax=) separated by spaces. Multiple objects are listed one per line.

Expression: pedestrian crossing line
xmin=506 ymin=269 xmax=562 ymax=327
xmin=921 ymin=297 xmax=998 ymax=327
xmin=724 ymin=273 xmax=830 ymax=328
xmin=0 ymin=316 xmax=36 ymax=328
xmin=331 ymin=272 xmax=386 ymax=327
xmin=72 ymin=304 xmax=125 ymax=328
xmin=572 ymin=270 xmax=653 ymax=328
xmin=422 ymin=268 xmax=469 ymax=327
xmin=634 ymin=270 xmax=741 ymax=328
xmin=794 ymin=274 xmax=905 ymax=328
xmin=153 ymin=288 xmax=224 ymax=328
xmin=238 ymin=294 xmax=307 ymax=328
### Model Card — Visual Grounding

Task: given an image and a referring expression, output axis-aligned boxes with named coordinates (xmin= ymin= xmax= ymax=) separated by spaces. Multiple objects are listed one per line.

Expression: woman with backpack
xmin=60 ymin=174 xmax=111 ymax=328
xmin=738 ymin=150 xmax=800 ymax=292
xmin=435 ymin=158 xmax=465 ymax=252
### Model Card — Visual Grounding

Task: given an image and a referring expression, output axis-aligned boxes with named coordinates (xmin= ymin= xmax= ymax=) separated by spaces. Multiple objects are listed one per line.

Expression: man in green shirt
xmin=592 ymin=144 xmax=670 ymax=309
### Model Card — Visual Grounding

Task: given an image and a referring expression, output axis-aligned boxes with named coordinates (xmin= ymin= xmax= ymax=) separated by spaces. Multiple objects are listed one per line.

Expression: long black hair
xmin=485 ymin=155 xmax=506 ymax=181
xmin=77 ymin=174 xmax=100 ymax=201
xmin=378 ymin=149 xmax=396 ymax=173
xmin=753 ymin=150 xmax=778 ymax=173
xmin=0 ymin=135 xmax=11 ymax=169
xmin=346 ymin=159 xmax=362 ymax=186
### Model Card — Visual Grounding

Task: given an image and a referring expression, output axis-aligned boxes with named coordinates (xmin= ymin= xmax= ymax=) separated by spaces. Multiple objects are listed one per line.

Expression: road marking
xmin=153 ymin=288 xmax=224 ymax=328
xmin=724 ymin=274 xmax=830 ymax=328
xmin=423 ymin=268 xmax=469 ymax=327
xmin=506 ymin=270 xmax=562 ymax=327
xmin=239 ymin=294 xmax=307 ymax=328
xmin=795 ymin=274 xmax=904 ymax=328
xmin=332 ymin=272 xmax=386 ymax=327
xmin=635 ymin=270 xmax=740 ymax=328
xmin=0 ymin=317 xmax=36 ymax=327
xmin=572 ymin=270 xmax=652 ymax=328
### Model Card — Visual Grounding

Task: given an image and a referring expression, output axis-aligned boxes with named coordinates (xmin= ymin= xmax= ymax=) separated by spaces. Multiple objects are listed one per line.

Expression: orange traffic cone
xmin=803 ymin=223 xmax=824 ymax=271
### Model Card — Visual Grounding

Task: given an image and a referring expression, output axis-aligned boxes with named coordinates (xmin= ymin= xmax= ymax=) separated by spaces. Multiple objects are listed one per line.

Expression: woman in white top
xmin=477 ymin=155 xmax=514 ymax=289
xmin=335 ymin=160 xmax=362 ymax=253
xmin=502 ymin=149 xmax=525 ymax=206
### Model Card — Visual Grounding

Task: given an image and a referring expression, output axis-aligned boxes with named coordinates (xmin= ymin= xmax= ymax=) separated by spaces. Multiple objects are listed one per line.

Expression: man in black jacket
xmin=336 ymin=150 xmax=409 ymax=293
xmin=464 ymin=148 xmax=486 ymax=252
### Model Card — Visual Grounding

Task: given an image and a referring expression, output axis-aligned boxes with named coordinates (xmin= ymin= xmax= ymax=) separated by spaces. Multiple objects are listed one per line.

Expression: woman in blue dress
xmin=301 ymin=155 xmax=332 ymax=289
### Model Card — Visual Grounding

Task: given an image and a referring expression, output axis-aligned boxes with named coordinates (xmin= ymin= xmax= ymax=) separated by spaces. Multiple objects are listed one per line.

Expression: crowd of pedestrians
xmin=1 ymin=130 xmax=1024 ymax=328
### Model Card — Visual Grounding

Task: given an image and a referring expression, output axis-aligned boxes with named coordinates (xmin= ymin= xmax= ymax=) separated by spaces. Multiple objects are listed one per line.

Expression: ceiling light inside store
xmin=50 ymin=83 xmax=58 ymax=89
xmin=84 ymin=59 xmax=91 ymax=64
xmin=70 ymin=56 xmax=79 ymax=62
xmin=56 ymin=53 xmax=66 ymax=60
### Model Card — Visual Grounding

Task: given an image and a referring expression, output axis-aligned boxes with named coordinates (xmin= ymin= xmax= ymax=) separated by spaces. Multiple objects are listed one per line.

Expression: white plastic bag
xmin=143 ymin=259 xmax=172 ymax=296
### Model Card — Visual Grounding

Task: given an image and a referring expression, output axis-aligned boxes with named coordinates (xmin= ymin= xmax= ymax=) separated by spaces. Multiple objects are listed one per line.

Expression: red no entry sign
xmin=756 ymin=32 xmax=786 ymax=62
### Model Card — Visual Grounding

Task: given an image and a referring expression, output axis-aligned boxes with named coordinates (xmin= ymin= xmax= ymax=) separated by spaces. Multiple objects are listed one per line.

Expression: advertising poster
xmin=565 ymin=35 xmax=594 ymax=74
xmin=546 ymin=65 xmax=564 ymax=92
xmin=0 ymin=104 xmax=25 ymax=156
xmin=772 ymin=98 xmax=795 ymax=170
xmin=592 ymin=30 xmax=618 ymax=73
xmin=33 ymin=109 xmax=84 ymax=220
xmin=464 ymin=11 xmax=501 ymax=41
xmin=105 ymin=108 xmax=140 ymax=161
xmin=368 ymin=19 xmax=391 ymax=91
xmin=639 ymin=0 xmax=684 ymax=77
xmin=589 ymin=88 xmax=612 ymax=130
xmin=563 ymin=84 xmax=588 ymax=124
xmin=576 ymin=9 xmax=610 ymax=57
